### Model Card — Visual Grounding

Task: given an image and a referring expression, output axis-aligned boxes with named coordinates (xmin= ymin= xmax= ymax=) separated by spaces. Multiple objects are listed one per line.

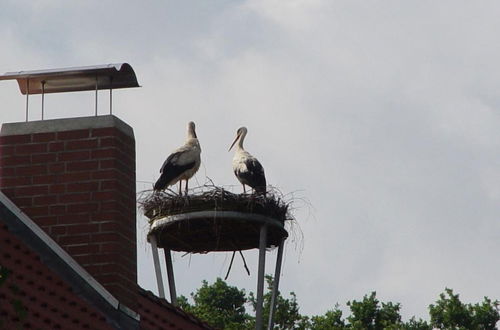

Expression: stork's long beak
xmin=228 ymin=132 xmax=240 ymax=151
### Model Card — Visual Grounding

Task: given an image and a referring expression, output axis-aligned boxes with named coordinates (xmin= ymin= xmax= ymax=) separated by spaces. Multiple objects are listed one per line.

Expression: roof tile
xmin=0 ymin=224 xmax=114 ymax=330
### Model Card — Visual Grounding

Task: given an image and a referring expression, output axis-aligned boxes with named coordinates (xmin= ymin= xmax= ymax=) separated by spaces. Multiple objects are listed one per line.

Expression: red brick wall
xmin=0 ymin=116 xmax=137 ymax=310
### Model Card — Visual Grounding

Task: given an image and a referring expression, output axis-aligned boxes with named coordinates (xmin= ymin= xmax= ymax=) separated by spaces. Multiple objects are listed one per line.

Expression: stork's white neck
xmin=236 ymin=131 xmax=247 ymax=151
xmin=187 ymin=123 xmax=197 ymax=139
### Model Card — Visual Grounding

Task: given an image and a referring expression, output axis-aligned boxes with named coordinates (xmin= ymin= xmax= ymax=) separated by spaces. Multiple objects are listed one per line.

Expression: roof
xmin=0 ymin=63 xmax=140 ymax=95
xmin=138 ymin=289 xmax=214 ymax=330
xmin=0 ymin=215 xmax=120 ymax=329
xmin=0 ymin=191 xmax=139 ymax=329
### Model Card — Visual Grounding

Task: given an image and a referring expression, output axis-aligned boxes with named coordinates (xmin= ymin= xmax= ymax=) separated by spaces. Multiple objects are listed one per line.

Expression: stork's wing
xmin=160 ymin=152 xmax=180 ymax=173
xmin=154 ymin=149 xmax=199 ymax=191
xmin=247 ymin=158 xmax=265 ymax=178
xmin=154 ymin=160 xmax=197 ymax=191
xmin=236 ymin=157 xmax=266 ymax=189
xmin=160 ymin=145 xmax=199 ymax=173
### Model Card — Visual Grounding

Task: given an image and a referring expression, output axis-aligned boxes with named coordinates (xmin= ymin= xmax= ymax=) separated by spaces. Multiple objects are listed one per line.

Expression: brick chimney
xmin=0 ymin=115 xmax=137 ymax=310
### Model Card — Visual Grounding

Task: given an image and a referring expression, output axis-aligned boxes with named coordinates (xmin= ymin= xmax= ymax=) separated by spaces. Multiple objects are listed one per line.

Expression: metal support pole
xmin=256 ymin=224 xmax=268 ymax=330
xmin=164 ymin=249 xmax=178 ymax=305
xmin=149 ymin=235 xmax=166 ymax=298
xmin=95 ymin=76 xmax=98 ymax=116
xmin=25 ymin=79 xmax=29 ymax=122
xmin=109 ymin=76 xmax=113 ymax=115
xmin=109 ymin=88 xmax=113 ymax=115
xmin=268 ymin=238 xmax=285 ymax=330
xmin=41 ymin=81 xmax=45 ymax=120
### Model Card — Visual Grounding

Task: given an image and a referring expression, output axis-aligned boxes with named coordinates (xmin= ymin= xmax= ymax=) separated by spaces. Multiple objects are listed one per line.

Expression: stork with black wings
xmin=229 ymin=127 xmax=266 ymax=195
xmin=154 ymin=121 xmax=201 ymax=195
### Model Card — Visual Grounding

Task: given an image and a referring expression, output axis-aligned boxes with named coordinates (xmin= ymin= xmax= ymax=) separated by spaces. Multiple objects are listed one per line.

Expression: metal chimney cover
xmin=0 ymin=63 xmax=140 ymax=95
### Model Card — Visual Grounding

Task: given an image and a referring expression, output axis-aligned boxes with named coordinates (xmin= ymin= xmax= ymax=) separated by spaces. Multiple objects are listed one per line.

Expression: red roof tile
xmin=0 ymin=223 xmax=114 ymax=330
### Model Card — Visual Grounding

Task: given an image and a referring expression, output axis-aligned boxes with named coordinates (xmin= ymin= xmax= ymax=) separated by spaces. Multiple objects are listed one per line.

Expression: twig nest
xmin=138 ymin=186 xmax=291 ymax=253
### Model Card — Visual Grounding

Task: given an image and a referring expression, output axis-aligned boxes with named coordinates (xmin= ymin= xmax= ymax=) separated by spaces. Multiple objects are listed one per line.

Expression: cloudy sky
xmin=1 ymin=0 xmax=499 ymax=321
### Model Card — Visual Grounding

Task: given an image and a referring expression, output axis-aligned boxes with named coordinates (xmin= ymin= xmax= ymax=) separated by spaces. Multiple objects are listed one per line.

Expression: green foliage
xmin=470 ymin=297 xmax=500 ymax=329
xmin=179 ymin=278 xmax=252 ymax=329
xmin=429 ymin=288 xmax=499 ymax=330
xmin=248 ymin=275 xmax=310 ymax=329
xmin=346 ymin=292 xmax=402 ymax=329
xmin=310 ymin=307 xmax=345 ymax=330
xmin=401 ymin=317 xmax=432 ymax=330
xmin=179 ymin=277 xmax=498 ymax=330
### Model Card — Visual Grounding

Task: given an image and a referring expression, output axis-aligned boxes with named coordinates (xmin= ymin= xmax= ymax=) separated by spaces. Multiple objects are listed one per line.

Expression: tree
xmin=310 ymin=307 xmax=345 ymax=330
xmin=401 ymin=317 xmax=432 ymax=330
xmin=248 ymin=275 xmax=310 ymax=329
xmin=429 ymin=288 xmax=499 ymax=329
xmin=178 ymin=278 xmax=252 ymax=329
xmin=311 ymin=291 xmax=430 ymax=330
xmin=179 ymin=276 xmax=309 ymax=329
xmin=179 ymin=277 xmax=499 ymax=330
xmin=346 ymin=292 xmax=402 ymax=329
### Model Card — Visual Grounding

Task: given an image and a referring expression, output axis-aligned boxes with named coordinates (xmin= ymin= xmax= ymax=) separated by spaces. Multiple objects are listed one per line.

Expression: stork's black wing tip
xmin=254 ymin=186 xmax=267 ymax=195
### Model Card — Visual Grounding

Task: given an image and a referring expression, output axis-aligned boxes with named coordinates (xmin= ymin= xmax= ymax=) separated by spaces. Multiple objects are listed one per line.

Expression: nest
xmin=138 ymin=185 xmax=293 ymax=253
xmin=139 ymin=185 xmax=291 ymax=223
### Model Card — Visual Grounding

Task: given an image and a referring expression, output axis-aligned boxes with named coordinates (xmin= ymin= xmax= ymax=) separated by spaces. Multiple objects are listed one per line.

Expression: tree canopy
xmin=178 ymin=278 xmax=251 ymax=329
xmin=178 ymin=276 xmax=499 ymax=330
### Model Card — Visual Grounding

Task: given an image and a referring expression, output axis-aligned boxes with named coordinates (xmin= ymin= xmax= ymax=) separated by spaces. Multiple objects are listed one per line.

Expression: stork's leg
xmin=178 ymin=181 xmax=182 ymax=195
xmin=243 ymin=184 xmax=246 ymax=194
xmin=185 ymin=179 xmax=189 ymax=196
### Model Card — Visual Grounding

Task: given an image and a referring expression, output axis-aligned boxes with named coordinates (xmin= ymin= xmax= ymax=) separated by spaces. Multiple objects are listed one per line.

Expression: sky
xmin=1 ymin=0 xmax=499 ymax=321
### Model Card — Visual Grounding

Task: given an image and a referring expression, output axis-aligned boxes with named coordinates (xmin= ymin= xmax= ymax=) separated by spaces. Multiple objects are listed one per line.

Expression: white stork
xmin=228 ymin=127 xmax=266 ymax=195
xmin=154 ymin=121 xmax=201 ymax=195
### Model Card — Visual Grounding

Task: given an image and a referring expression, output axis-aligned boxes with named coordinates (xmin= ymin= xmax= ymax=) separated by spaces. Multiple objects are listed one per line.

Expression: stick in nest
xmin=224 ymin=250 xmax=251 ymax=280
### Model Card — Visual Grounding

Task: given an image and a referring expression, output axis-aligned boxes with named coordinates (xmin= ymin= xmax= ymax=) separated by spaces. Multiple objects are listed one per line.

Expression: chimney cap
xmin=0 ymin=63 xmax=140 ymax=95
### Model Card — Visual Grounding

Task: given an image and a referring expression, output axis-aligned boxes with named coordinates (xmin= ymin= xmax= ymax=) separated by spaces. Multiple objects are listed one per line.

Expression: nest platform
xmin=140 ymin=187 xmax=290 ymax=253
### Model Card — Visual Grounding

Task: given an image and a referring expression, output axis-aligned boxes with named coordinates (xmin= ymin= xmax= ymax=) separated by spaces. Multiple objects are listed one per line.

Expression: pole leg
xmin=267 ymin=238 xmax=285 ymax=330
xmin=109 ymin=76 xmax=113 ymax=115
xmin=255 ymin=225 xmax=268 ymax=330
xmin=149 ymin=235 xmax=165 ymax=298
xmin=95 ymin=75 xmax=98 ymax=116
xmin=165 ymin=249 xmax=178 ymax=305
xmin=41 ymin=81 xmax=45 ymax=120
xmin=26 ymin=79 xmax=30 ymax=122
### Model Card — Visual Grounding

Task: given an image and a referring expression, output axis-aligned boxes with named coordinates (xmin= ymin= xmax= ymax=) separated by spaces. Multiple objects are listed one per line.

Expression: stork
xmin=154 ymin=121 xmax=201 ymax=195
xmin=229 ymin=127 xmax=266 ymax=195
